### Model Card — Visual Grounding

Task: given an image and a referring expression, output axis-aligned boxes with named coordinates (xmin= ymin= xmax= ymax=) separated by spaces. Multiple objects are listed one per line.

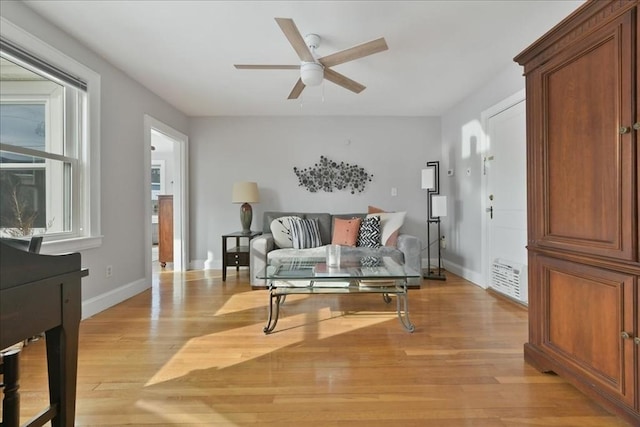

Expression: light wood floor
xmin=9 ymin=270 xmax=632 ymax=426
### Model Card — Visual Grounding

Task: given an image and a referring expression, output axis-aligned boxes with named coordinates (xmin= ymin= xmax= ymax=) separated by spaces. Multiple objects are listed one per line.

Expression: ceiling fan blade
xmin=324 ymin=68 xmax=366 ymax=94
xmin=275 ymin=18 xmax=315 ymax=62
xmin=287 ymin=78 xmax=306 ymax=99
xmin=234 ymin=64 xmax=299 ymax=70
xmin=318 ymin=38 xmax=388 ymax=67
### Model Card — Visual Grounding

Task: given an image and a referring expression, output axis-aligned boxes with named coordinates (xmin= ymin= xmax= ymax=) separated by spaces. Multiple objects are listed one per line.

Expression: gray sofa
xmin=250 ymin=211 xmax=422 ymax=288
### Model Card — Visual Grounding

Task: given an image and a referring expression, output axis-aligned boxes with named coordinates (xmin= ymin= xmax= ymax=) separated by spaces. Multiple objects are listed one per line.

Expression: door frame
xmin=480 ymin=89 xmax=525 ymax=288
xmin=144 ymin=114 xmax=189 ymax=276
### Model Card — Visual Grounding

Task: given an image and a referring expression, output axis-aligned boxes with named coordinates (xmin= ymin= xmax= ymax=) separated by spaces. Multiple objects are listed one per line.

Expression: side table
xmin=222 ymin=231 xmax=262 ymax=281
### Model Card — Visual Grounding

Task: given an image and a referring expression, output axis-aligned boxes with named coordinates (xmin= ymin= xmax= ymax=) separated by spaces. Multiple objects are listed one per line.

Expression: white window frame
xmin=1 ymin=17 xmax=101 ymax=253
xmin=151 ymin=160 xmax=165 ymax=201
xmin=1 ymin=89 xmax=67 ymax=236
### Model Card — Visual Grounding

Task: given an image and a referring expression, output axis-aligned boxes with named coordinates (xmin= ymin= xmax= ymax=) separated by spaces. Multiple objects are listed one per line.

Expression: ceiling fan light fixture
xmin=300 ymin=62 xmax=324 ymax=86
xmin=234 ymin=18 xmax=388 ymax=99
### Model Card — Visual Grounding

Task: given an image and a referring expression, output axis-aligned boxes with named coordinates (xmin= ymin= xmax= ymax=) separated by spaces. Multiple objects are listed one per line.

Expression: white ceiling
xmin=23 ymin=0 xmax=584 ymax=117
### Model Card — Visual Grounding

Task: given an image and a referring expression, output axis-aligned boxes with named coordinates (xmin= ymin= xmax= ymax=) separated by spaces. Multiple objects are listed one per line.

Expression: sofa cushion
xmin=270 ymin=216 xmax=301 ymax=249
xmin=268 ymin=245 xmax=403 ymax=263
xmin=331 ymin=217 xmax=361 ymax=246
xmin=357 ymin=215 xmax=381 ymax=248
xmin=289 ymin=217 xmax=323 ymax=249
xmin=268 ymin=246 xmax=327 ymax=261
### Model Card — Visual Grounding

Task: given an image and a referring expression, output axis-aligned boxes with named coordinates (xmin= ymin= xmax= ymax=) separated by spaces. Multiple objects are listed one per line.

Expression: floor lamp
xmin=422 ymin=161 xmax=447 ymax=280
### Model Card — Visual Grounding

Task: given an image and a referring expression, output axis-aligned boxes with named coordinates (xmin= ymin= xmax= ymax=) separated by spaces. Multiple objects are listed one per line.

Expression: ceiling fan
xmin=234 ymin=18 xmax=388 ymax=99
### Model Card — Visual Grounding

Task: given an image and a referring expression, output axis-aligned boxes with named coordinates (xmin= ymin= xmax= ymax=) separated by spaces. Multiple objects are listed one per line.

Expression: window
xmin=0 ymin=24 xmax=101 ymax=251
xmin=0 ymin=59 xmax=75 ymax=237
xmin=151 ymin=160 xmax=165 ymax=201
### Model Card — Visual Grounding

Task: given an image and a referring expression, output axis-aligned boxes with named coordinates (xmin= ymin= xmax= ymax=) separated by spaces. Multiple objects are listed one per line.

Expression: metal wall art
xmin=293 ymin=155 xmax=373 ymax=194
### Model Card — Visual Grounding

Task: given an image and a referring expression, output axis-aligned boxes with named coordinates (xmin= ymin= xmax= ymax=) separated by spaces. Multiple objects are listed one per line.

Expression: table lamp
xmin=232 ymin=181 xmax=259 ymax=233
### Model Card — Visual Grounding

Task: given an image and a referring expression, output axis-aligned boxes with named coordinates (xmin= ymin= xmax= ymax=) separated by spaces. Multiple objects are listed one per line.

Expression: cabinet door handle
xmin=620 ymin=331 xmax=632 ymax=340
xmin=619 ymin=126 xmax=630 ymax=134
xmin=633 ymin=122 xmax=640 ymax=131
xmin=635 ymin=337 xmax=640 ymax=345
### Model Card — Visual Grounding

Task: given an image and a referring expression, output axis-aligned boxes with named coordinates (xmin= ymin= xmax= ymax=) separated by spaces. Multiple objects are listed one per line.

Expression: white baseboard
xmin=191 ymin=259 xmax=206 ymax=270
xmin=441 ymin=259 xmax=486 ymax=289
xmin=81 ymin=278 xmax=149 ymax=320
xmin=191 ymin=258 xmax=223 ymax=270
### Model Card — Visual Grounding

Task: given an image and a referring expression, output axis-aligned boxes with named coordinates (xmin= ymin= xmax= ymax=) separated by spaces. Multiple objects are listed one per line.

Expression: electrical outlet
xmin=440 ymin=236 xmax=446 ymax=249
xmin=391 ymin=187 xmax=397 ymax=197
xmin=106 ymin=265 xmax=113 ymax=278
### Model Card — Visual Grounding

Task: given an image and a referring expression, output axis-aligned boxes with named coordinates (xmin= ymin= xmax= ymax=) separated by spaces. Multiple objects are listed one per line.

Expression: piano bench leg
xmin=1 ymin=347 xmax=21 ymax=427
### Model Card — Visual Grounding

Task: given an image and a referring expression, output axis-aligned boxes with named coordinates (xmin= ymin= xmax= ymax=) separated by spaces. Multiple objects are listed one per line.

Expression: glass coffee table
xmin=256 ymin=254 xmax=420 ymax=334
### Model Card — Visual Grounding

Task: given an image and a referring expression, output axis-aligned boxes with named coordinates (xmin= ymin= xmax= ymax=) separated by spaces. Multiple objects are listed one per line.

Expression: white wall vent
xmin=491 ymin=259 xmax=528 ymax=304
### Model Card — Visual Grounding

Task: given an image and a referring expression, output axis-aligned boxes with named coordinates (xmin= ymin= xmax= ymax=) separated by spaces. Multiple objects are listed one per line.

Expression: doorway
xmin=480 ymin=90 xmax=527 ymax=303
xmin=144 ymin=115 xmax=189 ymax=279
xmin=151 ymin=131 xmax=174 ymax=270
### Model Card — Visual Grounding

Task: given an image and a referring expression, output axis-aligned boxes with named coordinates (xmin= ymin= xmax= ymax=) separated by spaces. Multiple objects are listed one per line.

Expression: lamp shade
xmin=300 ymin=62 xmax=324 ymax=86
xmin=232 ymin=181 xmax=259 ymax=203
xmin=421 ymin=168 xmax=435 ymax=190
xmin=431 ymin=195 xmax=447 ymax=217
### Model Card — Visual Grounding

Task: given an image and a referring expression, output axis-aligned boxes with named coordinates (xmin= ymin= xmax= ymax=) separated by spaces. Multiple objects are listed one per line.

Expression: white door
xmin=482 ymin=93 xmax=528 ymax=303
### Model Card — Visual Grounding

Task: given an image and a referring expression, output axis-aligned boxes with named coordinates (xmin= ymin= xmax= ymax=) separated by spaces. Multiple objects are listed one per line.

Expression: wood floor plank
xmin=4 ymin=271 xmax=632 ymax=426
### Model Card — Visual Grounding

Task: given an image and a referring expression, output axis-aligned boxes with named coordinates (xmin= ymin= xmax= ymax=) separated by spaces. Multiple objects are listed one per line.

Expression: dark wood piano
xmin=0 ymin=241 xmax=88 ymax=427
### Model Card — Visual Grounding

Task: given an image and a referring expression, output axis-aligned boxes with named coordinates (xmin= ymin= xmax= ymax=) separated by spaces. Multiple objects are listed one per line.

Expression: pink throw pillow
xmin=331 ymin=217 xmax=362 ymax=246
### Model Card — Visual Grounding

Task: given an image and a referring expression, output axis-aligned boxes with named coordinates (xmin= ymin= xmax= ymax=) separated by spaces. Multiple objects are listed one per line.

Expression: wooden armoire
xmin=514 ymin=0 xmax=639 ymax=424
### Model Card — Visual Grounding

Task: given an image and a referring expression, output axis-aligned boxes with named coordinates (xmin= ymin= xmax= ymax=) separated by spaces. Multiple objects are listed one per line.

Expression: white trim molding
xmin=1 ymin=16 xmax=102 ymax=252
xmin=81 ymin=278 xmax=149 ymax=320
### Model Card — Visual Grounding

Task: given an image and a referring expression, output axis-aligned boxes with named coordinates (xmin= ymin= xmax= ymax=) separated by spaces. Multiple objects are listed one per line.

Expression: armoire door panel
xmin=538 ymin=256 xmax=636 ymax=406
xmin=536 ymin=11 xmax=635 ymax=261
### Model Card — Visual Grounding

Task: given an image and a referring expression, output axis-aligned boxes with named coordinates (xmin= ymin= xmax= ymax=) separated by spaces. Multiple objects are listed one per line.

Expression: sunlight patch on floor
xmin=134 ymin=398 xmax=251 ymax=425
xmin=145 ymin=305 xmax=391 ymax=387
xmin=212 ymin=289 xmax=292 ymax=315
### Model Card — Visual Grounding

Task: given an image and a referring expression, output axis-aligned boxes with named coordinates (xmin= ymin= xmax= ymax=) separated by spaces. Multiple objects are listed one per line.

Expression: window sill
xmin=40 ymin=235 xmax=103 ymax=255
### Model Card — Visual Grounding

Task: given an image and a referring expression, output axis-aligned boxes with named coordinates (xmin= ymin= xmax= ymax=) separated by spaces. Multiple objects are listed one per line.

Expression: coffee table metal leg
xmin=396 ymin=291 xmax=414 ymax=332
xmin=264 ymin=292 xmax=282 ymax=334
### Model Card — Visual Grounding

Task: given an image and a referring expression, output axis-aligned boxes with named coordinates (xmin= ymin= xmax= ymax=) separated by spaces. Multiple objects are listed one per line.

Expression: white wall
xmin=4 ymin=0 xmax=584 ymax=315
xmin=189 ymin=116 xmax=440 ymax=268
xmin=1 ymin=2 xmax=189 ymax=317
xmin=440 ymin=63 xmax=525 ymax=285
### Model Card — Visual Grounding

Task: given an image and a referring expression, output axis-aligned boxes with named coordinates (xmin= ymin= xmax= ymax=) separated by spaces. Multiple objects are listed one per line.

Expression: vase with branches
xmin=0 ymin=171 xmax=52 ymax=237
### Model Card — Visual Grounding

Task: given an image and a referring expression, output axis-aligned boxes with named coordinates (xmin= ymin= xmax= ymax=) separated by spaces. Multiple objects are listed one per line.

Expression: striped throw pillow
xmin=289 ymin=217 xmax=323 ymax=249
